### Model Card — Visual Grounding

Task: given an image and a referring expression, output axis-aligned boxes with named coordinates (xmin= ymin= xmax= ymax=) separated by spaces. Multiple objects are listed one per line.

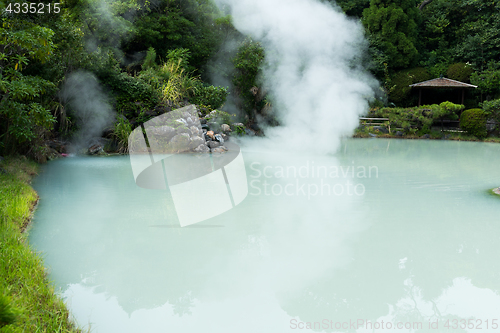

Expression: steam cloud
xmin=215 ymin=0 xmax=377 ymax=154
xmin=61 ymin=71 xmax=115 ymax=151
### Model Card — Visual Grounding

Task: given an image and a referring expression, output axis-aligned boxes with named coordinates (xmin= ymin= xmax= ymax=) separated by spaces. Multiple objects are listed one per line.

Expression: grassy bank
xmin=354 ymin=127 xmax=500 ymax=143
xmin=0 ymin=157 xmax=80 ymax=332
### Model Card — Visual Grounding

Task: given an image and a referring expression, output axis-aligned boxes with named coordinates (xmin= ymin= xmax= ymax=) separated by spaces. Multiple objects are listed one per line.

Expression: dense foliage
xmin=459 ymin=108 xmax=488 ymax=138
xmin=2 ymin=0 xmax=500 ymax=158
xmin=370 ymin=101 xmax=464 ymax=134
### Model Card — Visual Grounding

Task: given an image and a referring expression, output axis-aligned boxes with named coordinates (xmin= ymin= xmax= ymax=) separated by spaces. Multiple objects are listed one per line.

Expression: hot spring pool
xmin=29 ymin=138 xmax=500 ymax=332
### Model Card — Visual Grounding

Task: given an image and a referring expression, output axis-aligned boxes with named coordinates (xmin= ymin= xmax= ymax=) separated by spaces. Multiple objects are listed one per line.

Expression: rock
xmin=47 ymin=139 xmax=68 ymax=153
xmin=369 ymin=133 xmax=377 ymax=137
xmin=214 ymin=134 xmax=224 ymax=143
xmin=193 ymin=144 xmax=210 ymax=153
xmin=373 ymin=126 xmax=389 ymax=134
xmin=190 ymin=126 xmax=200 ymax=137
xmin=87 ymin=137 xmax=108 ymax=155
xmin=211 ymin=147 xmax=227 ymax=154
xmin=202 ymin=129 xmax=207 ymax=134
xmin=0 ymin=156 xmax=4 ymax=164
xmin=151 ymin=126 xmax=175 ymax=139
xmin=250 ymin=123 xmax=260 ymax=132
xmin=190 ymin=136 xmax=205 ymax=148
xmin=201 ymin=123 xmax=209 ymax=130
xmin=245 ymin=129 xmax=256 ymax=136
xmin=88 ymin=144 xmax=104 ymax=155
xmin=208 ymin=141 xmax=220 ymax=149
xmin=221 ymin=133 xmax=228 ymax=141
xmin=170 ymin=133 xmax=191 ymax=151
xmin=233 ymin=123 xmax=244 ymax=127
xmin=200 ymin=118 xmax=207 ymax=125
xmin=421 ymin=134 xmax=431 ymax=139
xmin=395 ymin=131 xmax=403 ymax=137
xmin=176 ymin=126 xmax=190 ymax=135
xmin=206 ymin=131 xmax=215 ymax=139
xmin=221 ymin=124 xmax=231 ymax=132
xmin=176 ymin=118 xmax=188 ymax=126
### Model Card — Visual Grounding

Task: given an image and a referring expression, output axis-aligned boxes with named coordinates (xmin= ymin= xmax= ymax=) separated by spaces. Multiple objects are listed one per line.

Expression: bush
xmin=460 ymin=108 xmax=487 ymax=138
xmin=232 ymin=39 xmax=265 ymax=118
xmin=439 ymin=101 xmax=464 ymax=120
xmin=112 ymin=117 xmax=132 ymax=153
xmin=370 ymin=102 xmax=464 ymax=133
xmin=206 ymin=110 xmax=234 ymax=126
xmin=191 ymin=83 xmax=228 ymax=110
xmin=447 ymin=63 xmax=474 ymax=83
xmin=481 ymin=99 xmax=500 ymax=129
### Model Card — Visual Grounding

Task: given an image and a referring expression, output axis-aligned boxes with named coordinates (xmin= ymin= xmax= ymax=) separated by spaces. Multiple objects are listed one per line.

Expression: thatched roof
xmin=409 ymin=77 xmax=477 ymax=88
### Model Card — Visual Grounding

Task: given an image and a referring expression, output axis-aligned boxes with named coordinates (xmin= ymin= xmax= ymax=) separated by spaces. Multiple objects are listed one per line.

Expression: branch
xmin=419 ymin=0 xmax=433 ymax=10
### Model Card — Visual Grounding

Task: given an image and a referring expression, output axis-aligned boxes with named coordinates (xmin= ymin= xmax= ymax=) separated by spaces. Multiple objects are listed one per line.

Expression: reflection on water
xmin=29 ymin=139 xmax=500 ymax=332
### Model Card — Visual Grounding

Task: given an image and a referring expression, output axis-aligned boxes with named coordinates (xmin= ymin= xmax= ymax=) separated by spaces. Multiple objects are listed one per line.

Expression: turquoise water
xmin=29 ymin=139 xmax=500 ymax=332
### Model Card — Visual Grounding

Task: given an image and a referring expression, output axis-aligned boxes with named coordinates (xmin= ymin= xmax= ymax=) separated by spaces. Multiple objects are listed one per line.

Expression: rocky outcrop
xmin=138 ymin=105 xmax=233 ymax=154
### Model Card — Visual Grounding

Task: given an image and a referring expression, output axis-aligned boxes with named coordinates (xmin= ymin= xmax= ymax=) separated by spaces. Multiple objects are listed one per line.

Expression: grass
xmin=0 ymin=157 xmax=81 ymax=332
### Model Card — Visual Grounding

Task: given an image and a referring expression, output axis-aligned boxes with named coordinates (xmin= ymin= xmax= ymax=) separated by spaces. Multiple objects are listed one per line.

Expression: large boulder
xmin=170 ymin=133 xmax=191 ymax=152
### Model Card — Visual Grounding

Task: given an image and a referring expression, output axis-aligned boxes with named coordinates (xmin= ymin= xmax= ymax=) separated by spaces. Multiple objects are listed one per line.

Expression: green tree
xmin=0 ymin=15 xmax=57 ymax=157
xmin=330 ymin=0 xmax=370 ymax=17
xmin=362 ymin=0 xmax=420 ymax=71
xmin=232 ymin=39 xmax=265 ymax=121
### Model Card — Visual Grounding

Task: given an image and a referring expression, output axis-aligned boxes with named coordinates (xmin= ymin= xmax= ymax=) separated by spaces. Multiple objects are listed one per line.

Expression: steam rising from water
xmin=216 ymin=0 xmax=377 ymax=153
xmin=61 ymin=71 xmax=115 ymax=151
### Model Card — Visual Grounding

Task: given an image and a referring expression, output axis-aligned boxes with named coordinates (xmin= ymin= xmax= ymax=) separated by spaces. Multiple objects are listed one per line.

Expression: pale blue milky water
xmin=29 ymin=139 xmax=500 ymax=332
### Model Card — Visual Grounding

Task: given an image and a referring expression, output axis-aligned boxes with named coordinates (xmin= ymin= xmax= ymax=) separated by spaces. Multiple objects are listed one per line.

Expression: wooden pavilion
xmin=409 ymin=77 xmax=477 ymax=106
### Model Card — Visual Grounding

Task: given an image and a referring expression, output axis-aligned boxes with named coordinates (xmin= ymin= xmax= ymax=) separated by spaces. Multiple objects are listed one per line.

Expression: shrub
xmin=232 ymin=39 xmax=265 ymax=118
xmin=460 ymin=108 xmax=487 ymax=138
xmin=136 ymin=48 xmax=199 ymax=108
xmin=446 ymin=63 xmax=474 ymax=83
xmin=191 ymin=83 xmax=228 ymax=110
xmin=481 ymin=99 xmax=500 ymax=127
xmin=142 ymin=47 xmax=157 ymax=70
xmin=206 ymin=110 xmax=234 ymax=126
xmin=98 ymin=70 xmax=159 ymax=116
xmin=370 ymin=102 xmax=464 ymax=133
xmin=112 ymin=117 xmax=132 ymax=153
xmin=439 ymin=101 xmax=464 ymax=120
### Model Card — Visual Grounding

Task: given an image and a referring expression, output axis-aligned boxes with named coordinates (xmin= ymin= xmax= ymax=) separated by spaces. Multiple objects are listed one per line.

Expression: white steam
xmin=61 ymin=71 xmax=115 ymax=151
xmin=216 ymin=0 xmax=377 ymax=153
